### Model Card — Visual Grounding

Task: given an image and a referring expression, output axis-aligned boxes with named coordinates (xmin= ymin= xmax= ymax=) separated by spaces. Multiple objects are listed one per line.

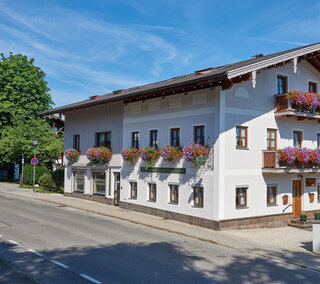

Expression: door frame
xmin=292 ymin=179 xmax=302 ymax=218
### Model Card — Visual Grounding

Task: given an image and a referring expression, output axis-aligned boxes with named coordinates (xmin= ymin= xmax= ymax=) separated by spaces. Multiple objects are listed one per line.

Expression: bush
xmin=38 ymin=173 xmax=55 ymax=191
xmin=23 ymin=164 xmax=49 ymax=185
xmin=51 ymin=168 xmax=64 ymax=190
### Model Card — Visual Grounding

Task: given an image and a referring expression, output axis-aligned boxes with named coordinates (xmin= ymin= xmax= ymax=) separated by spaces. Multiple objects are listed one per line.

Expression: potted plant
xmin=140 ymin=146 xmax=162 ymax=166
xmin=86 ymin=147 xmax=113 ymax=165
xmin=314 ymin=212 xmax=320 ymax=220
xmin=299 ymin=213 xmax=307 ymax=222
xmin=65 ymin=149 xmax=80 ymax=164
xmin=161 ymin=145 xmax=183 ymax=162
xmin=121 ymin=147 xmax=141 ymax=165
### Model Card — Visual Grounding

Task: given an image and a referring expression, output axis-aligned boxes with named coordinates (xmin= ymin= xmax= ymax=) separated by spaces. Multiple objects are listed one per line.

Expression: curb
xmin=2 ymin=190 xmax=320 ymax=274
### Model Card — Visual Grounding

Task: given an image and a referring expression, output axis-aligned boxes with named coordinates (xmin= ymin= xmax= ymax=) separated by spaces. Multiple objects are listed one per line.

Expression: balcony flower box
xmin=288 ymin=90 xmax=320 ymax=112
xmin=183 ymin=143 xmax=210 ymax=167
xmin=277 ymin=147 xmax=320 ymax=168
xmin=65 ymin=149 xmax=80 ymax=164
xmin=141 ymin=147 xmax=162 ymax=166
xmin=161 ymin=145 xmax=183 ymax=162
xmin=86 ymin=147 xmax=112 ymax=165
xmin=121 ymin=148 xmax=141 ymax=166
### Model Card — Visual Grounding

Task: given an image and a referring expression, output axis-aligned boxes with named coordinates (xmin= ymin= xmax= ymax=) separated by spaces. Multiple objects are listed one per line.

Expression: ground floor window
xmin=73 ymin=171 xmax=85 ymax=193
xmin=193 ymin=186 xmax=203 ymax=207
xmin=236 ymin=187 xmax=247 ymax=208
xmin=130 ymin=182 xmax=137 ymax=199
xmin=318 ymin=183 xmax=320 ymax=203
xmin=149 ymin=183 xmax=157 ymax=202
xmin=169 ymin=185 xmax=179 ymax=204
xmin=267 ymin=185 xmax=277 ymax=206
xmin=93 ymin=172 xmax=106 ymax=194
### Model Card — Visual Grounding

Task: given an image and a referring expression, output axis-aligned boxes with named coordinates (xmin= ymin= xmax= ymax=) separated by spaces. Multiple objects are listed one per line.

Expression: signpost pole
xmin=20 ymin=154 xmax=25 ymax=185
xmin=32 ymin=138 xmax=38 ymax=192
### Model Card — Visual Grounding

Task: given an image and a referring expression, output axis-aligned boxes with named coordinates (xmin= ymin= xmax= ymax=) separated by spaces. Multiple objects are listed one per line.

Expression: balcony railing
xmin=275 ymin=93 xmax=320 ymax=120
xmin=262 ymin=150 xmax=320 ymax=174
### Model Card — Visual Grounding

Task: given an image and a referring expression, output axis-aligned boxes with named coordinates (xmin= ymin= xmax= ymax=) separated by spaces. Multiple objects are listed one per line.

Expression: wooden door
xmin=292 ymin=180 xmax=302 ymax=218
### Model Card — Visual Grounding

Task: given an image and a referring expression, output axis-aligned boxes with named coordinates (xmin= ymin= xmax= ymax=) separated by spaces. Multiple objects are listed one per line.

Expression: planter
xmin=299 ymin=214 xmax=307 ymax=222
xmin=314 ymin=212 xmax=320 ymax=220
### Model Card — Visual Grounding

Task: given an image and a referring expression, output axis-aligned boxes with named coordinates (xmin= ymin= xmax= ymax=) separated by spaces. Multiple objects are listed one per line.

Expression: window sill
xmin=93 ymin=192 xmax=106 ymax=195
xmin=192 ymin=205 xmax=203 ymax=209
xmin=147 ymin=200 xmax=156 ymax=203
xmin=128 ymin=197 xmax=137 ymax=200
xmin=236 ymin=206 xmax=249 ymax=210
xmin=267 ymin=204 xmax=278 ymax=207
xmin=236 ymin=147 xmax=249 ymax=150
xmin=168 ymin=202 xmax=178 ymax=205
xmin=74 ymin=190 xmax=84 ymax=194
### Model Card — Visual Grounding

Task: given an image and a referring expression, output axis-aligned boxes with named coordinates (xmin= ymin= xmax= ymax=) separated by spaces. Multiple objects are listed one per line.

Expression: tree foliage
xmin=0 ymin=53 xmax=63 ymax=168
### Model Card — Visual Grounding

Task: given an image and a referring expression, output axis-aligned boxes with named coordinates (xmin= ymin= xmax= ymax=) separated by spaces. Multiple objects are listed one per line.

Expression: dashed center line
xmin=28 ymin=248 xmax=44 ymax=257
xmin=50 ymin=260 xmax=70 ymax=269
xmin=80 ymin=273 xmax=101 ymax=284
xmin=8 ymin=240 xmax=20 ymax=246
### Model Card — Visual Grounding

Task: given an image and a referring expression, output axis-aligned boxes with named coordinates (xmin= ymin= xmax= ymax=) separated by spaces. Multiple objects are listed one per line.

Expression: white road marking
xmin=8 ymin=240 xmax=20 ymax=246
xmin=28 ymin=249 xmax=44 ymax=257
xmin=80 ymin=273 xmax=101 ymax=284
xmin=50 ymin=260 xmax=70 ymax=269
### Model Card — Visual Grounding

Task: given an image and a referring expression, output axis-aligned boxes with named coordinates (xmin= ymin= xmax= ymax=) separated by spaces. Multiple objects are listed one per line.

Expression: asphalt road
xmin=0 ymin=187 xmax=319 ymax=283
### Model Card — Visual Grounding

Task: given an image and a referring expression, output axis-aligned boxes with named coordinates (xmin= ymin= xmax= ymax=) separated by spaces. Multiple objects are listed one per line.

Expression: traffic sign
xmin=31 ymin=158 xmax=39 ymax=166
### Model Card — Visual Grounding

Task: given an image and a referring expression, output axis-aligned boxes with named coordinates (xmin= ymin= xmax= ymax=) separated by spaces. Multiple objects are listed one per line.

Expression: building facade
xmin=41 ymin=43 xmax=320 ymax=230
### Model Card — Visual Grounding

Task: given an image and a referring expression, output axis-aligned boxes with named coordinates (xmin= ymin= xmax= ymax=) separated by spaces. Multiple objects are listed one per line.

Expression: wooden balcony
xmin=262 ymin=150 xmax=320 ymax=174
xmin=274 ymin=94 xmax=320 ymax=120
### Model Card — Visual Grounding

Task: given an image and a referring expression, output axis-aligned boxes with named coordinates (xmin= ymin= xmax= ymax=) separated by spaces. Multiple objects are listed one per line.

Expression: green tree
xmin=0 ymin=53 xmax=53 ymax=131
xmin=0 ymin=53 xmax=62 ymax=169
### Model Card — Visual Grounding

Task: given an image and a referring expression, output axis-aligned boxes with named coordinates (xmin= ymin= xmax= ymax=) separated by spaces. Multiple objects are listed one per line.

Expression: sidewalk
xmin=0 ymin=182 xmax=319 ymax=272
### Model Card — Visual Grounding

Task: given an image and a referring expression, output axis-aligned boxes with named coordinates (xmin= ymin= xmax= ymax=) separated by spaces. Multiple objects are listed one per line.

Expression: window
xmin=73 ymin=171 xmax=85 ymax=193
xmin=73 ymin=135 xmax=80 ymax=151
xmin=293 ymin=131 xmax=302 ymax=148
xmin=169 ymin=185 xmax=179 ymax=204
xmin=131 ymin=132 xmax=139 ymax=148
xmin=309 ymin=81 xmax=318 ymax=93
xmin=149 ymin=183 xmax=157 ymax=202
xmin=130 ymin=182 xmax=137 ymax=199
xmin=93 ymin=172 xmax=106 ymax=194
xmin=236 ymin=187 xmax=247 ymax=208
xmin=317 ymin=134 xmax=320 ymax=149
xmin=267 ymin=185 xmax=277 ymax=206
xmin=193 ymin=186 xmax=203 ymax=207
xmin=170 ymin=128 xmax=180 ymax=147
xmin=150 ymin=130 xmax=158 ymax=148
xmin=194 ymin=126 xmax=205 ymax=145
xmin=277 ymin=75 xmax=287 ymax=94
xmin=96 ymin=132 xmax=111 ymax=148
xmin=318 ymin=183 xmax=320 ymax=203
xmin=236 ymin=126 xmax=248 ymax=148
xmin=267 ymin=129 xmax=277 ymax=150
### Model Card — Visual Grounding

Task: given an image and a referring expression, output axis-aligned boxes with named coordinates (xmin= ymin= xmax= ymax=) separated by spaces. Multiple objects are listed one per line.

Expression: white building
xmin=41 ymin=43 xmax=320 ymax=230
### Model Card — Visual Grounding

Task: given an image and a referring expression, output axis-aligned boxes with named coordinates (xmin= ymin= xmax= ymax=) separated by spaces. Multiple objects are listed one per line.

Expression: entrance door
xmin=114 ymin=172 xmax=120 ymax=206
xmin=292 ymin=180 xmax=302 ymax=218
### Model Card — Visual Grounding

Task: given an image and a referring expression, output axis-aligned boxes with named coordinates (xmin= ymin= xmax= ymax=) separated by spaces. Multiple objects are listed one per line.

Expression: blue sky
xmin=0 ymin=0 xmax=319 ymax=107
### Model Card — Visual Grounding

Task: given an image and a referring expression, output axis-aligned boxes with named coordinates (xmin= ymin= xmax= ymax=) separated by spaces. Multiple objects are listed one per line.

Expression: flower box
xmin=161 ymin=145 xmax=183 ymax=162
xmin=141 ymin=147 xmax=162 ymax=166
xmin=121 ymin=148 xmax=141 ymax=165
xmin=277 ymin=147 xmax=320 ymax=168
xmin=288 ymin=90 xmax=320 ymax=112
xmin=183 ymin=143 xmax=210 ymax=167
xmin=65 ymin=149 xmax=80 ymax=164
xmin=86 ymin=147 xmax=112 ymax=165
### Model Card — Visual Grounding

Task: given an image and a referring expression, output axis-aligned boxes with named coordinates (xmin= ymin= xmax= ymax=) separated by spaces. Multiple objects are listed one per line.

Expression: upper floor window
xmin=236 ymin=126 xmax=248 ymax=148
xmin=170 ymin=128 xmax=180 ymax=147
xmin=293 ymin=131 xmax=302 ymax=148
xmin=73 ymin=135 xmax=80 ymax=151
xmin=277 ymin=75 xmax=287 ymax=94
xmin=309 ymin=81 xmax=318 ymax=93
xmin=317 ymin=134 xmax=320 ymax=149
xmin=267 ymin=129 xmax=277 ymax=150
xmin=150 ymin=130 xmax=158 ymax=148
xmin=131 ymin=132 xmax=139 ymax=148
xmin=96 ymin=132 xmax=111 ymax=148
xmin=194 ymin=125 xmax=205 ymax=145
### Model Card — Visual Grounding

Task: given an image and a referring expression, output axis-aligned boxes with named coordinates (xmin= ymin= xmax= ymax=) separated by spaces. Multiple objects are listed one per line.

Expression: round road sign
xmin=31 ymin=158 xmax=39 ymax=166
xmin=196 ymin=155 xmax=206 ymax=166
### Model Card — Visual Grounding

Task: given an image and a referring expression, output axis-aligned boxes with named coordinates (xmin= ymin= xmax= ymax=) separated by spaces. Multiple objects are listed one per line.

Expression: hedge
xmin=23 ymin=164 xmax=49 ymax=185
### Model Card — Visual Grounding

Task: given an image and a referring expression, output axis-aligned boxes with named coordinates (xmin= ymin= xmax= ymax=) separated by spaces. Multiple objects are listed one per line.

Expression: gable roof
xmin=40 ymin=42 xmax=320 ymax=116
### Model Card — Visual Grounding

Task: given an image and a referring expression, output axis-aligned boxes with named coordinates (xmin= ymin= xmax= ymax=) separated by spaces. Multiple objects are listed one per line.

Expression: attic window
xmin=113 ymin=89 xmax=123 ymax=95
xmin=195 ymin=67 xmax=215 ymax=75
xmin=89 ymin=95 xmax=100 ymax=100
